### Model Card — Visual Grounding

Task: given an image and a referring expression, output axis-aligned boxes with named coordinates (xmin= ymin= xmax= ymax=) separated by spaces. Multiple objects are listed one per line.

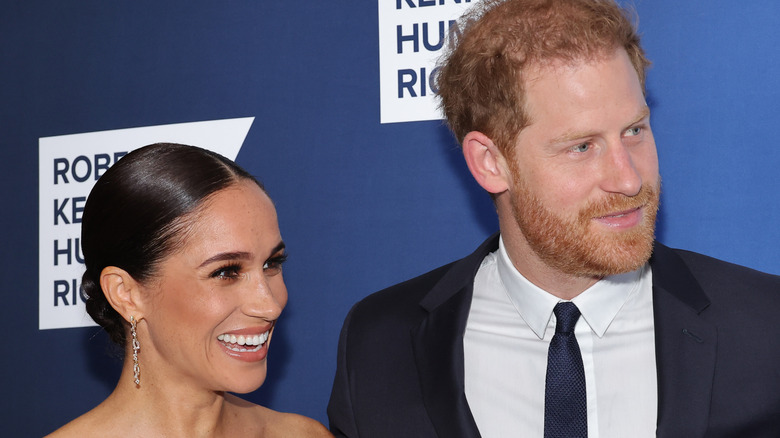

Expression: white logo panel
xmin=378 ymin=0 xmax=481 ymax=124
xmin=38 ymin=117 xmax=254 ymax=330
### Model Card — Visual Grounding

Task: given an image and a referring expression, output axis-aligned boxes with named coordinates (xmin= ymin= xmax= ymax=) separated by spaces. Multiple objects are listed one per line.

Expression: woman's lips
xmin=217 ymin=325 xmax=274 ymax=362
xmin=218 ymin=331 xmax=269 ymax=350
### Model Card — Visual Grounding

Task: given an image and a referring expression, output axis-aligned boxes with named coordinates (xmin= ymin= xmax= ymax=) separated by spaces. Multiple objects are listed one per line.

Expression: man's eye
xmin=625 ymin=126 xmax=642 ymax=136
xmin=571 ymin=143 xmax=590 ymax=153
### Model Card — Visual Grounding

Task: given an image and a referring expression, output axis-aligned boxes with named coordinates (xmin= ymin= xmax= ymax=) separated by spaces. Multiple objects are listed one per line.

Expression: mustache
xmin=579 ymin=183 xmax=660 ymax=221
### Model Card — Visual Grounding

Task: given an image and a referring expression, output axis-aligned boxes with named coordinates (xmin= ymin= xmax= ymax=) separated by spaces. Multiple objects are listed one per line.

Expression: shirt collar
xmin=496 ymin=236 xmax=647 ymax=340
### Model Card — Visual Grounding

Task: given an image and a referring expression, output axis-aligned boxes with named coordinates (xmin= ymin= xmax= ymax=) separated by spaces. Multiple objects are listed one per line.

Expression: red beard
xmin=509 ymin=178 xmax=660 ymax=278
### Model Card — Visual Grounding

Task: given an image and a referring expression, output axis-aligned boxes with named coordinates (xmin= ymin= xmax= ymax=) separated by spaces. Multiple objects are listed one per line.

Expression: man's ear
xmin=100 ymin=266 xmax=145 ymax=322
xmin=462 ymin=131 xmax=510 ymax=194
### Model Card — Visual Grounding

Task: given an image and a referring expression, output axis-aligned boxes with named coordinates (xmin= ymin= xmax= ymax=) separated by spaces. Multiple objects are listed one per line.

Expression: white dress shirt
xmin=464 ymin=237 xmax=657 ymax=437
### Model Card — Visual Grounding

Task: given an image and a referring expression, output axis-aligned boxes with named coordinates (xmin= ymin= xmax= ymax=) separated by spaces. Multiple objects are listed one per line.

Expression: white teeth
xmin=218 ymin=331 xmax=270 ymax=352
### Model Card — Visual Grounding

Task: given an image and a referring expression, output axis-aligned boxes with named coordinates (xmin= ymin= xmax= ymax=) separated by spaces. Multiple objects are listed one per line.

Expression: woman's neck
xmin=103 ymin=360 xmax=234 ymax=437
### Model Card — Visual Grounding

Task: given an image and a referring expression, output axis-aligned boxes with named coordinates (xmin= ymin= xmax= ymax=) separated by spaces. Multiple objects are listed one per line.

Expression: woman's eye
xmin=211 ymin=265 xmax=242 ymax=280
xmin=263 ymin=254 xmax=288 ymax=275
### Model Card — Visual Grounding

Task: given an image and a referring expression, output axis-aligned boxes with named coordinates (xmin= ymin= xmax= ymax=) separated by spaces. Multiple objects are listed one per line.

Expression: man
xmin=328 ymin=0 xmax=780 ymax=437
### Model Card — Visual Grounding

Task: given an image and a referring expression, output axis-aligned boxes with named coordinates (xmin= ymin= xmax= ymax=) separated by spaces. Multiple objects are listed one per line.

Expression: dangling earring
xmin=130 ymin=316 xmax=141 ymax=386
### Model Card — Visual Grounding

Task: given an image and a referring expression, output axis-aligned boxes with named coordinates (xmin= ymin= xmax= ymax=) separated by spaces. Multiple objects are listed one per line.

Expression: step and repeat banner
xmin=39 ymin=118 xmax=254 ymax=330
xmin=378 ymin=0 xmax=474 ymax=123
xmin=2 ymin=1 xmax=778 ymax=435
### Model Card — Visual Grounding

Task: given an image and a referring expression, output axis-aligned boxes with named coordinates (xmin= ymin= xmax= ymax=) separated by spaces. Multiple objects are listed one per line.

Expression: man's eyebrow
xmin=549 ymin=105 xmax=651 ymax=145
xmin=549 ymin=129 xmax=595 ymax=145
xmin=629 ymin=106 xmax=651 ymax=126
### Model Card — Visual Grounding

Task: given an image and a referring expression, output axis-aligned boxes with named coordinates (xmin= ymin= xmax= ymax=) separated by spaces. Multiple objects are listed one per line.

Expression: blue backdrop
xmin=1 ymin=1 xmax=778 ymax=435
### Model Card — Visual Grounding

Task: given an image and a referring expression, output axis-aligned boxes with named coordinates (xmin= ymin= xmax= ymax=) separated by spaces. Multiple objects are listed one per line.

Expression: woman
xmin=48 ymin=143 xmax=331 ymax=437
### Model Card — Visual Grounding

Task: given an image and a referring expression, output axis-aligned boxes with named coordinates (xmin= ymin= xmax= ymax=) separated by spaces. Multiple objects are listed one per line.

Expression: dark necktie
xmin=544 ymin=302 xmax=587 ymax=437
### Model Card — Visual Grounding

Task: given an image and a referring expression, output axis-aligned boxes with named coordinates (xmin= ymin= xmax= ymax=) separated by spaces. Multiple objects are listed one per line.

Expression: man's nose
xmin=599 ymin=140 xmax=642 ymax=196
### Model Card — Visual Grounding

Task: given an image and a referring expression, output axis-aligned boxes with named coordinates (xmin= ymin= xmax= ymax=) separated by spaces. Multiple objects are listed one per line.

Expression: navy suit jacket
xmin=328 ymin=234 xmax=780 ymax=437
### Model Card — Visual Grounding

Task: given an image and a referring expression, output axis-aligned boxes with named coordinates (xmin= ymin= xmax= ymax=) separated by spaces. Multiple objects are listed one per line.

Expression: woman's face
xmin=139 ymin=180 xmax=287 ymax=394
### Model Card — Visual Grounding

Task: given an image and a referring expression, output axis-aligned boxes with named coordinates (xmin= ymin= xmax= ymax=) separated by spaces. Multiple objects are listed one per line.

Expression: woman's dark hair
xmin=81 ymin=142 xmax=264 ymax=346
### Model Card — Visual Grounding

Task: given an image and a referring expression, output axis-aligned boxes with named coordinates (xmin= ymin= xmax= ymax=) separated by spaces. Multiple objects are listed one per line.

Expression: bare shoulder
xmin=45 ymin=422 xmax=86 ymax=438
xmin=268 ymin=411 xmax=333 ymax=437
xmin=227 ymin=394 xmax=332 ymax=437
xmin=44 ymin=407 xmax=117 ymax=438
xmin=45 ymin=423 xmax=74 ymax=438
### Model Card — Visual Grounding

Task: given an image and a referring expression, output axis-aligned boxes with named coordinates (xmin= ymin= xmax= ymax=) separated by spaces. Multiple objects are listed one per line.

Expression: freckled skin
xmin=47 ymin=181 xmax=332 ymax=436
xmin=140 ymin=181 xmax=288 ymax=395
xmin=496 ymin=49 xmax=660 ymax=297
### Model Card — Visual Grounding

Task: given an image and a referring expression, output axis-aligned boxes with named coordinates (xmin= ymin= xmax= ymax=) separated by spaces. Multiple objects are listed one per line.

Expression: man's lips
xmin=593 ymin=206 xmax=643 ymax=228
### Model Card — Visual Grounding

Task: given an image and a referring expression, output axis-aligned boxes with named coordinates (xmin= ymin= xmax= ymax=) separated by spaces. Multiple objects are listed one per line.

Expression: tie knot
xmin=553 ymin=302 xmax=581 ymax=334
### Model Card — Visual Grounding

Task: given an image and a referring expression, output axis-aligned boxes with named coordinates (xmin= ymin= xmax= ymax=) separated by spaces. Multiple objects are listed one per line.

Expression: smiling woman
xmin=46 ymin=143 xmax=332 ymax=437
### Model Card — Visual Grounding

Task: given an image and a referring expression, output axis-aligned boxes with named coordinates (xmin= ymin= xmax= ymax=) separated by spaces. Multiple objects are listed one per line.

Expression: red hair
xmin=437 ymin=0 xmax=649 ymax=153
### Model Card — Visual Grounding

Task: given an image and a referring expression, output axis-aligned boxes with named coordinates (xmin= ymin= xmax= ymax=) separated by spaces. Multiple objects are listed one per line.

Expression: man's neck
xmin=499 ymin=227 xmax=602 ymax=301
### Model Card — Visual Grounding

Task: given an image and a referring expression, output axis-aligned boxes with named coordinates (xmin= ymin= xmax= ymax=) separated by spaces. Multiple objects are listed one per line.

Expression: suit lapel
xmin=409 ymin=237 xmax=718 ymax=437
xmin=651 ymin=243 xmax=717 ymax=438
xmin=410 ymin=234 xmax=499 ymax=438
xmin=412 ymin=288 xmax=481 ymax=438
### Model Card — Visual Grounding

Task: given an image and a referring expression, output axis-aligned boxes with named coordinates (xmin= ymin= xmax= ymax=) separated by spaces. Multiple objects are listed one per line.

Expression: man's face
xmin=505 ymin=48 xmax=660 ymax=278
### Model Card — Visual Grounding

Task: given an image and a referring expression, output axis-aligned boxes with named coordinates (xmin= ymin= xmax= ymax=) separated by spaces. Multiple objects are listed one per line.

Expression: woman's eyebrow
xmin=198 ymin=251 xmax=252 ymax=268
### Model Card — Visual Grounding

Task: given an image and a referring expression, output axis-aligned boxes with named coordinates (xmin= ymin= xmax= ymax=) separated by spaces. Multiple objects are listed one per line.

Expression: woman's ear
xmin=462 ymin=131 xmax=511 ymax=194
xmin=100 ymin=266 xmax=145 ymax=322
